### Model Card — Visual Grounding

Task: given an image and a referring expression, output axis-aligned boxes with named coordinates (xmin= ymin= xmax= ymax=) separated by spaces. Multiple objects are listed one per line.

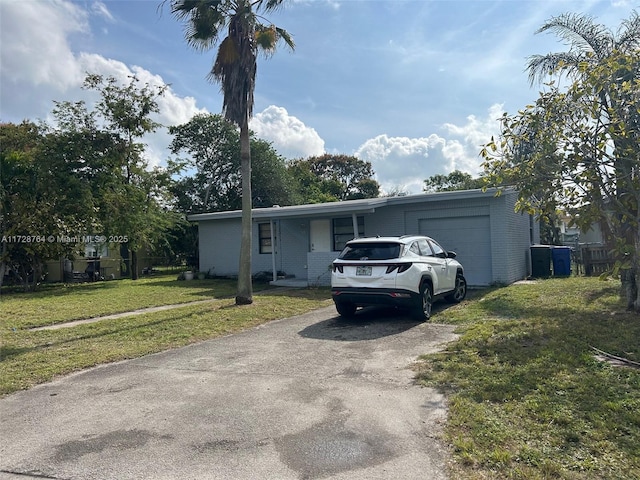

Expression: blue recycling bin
xmin=552 ymin=246 xmax=571 ymax=276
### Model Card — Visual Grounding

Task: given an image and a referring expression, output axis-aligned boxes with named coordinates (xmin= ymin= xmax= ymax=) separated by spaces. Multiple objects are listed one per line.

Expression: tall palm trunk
xmin=236 ymin=119 xmax=252 ymax=304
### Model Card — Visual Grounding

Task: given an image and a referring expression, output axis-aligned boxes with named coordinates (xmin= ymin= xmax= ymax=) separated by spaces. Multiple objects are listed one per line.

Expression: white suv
xmin=331 ymin=235 xmax=467 ymax=320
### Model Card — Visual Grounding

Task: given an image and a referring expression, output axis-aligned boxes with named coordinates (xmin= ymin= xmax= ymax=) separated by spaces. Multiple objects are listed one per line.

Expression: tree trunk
xmin=625 ymin=227 xmax=640 ymax=312
xmin=131 ymin=249 xmax=139 ymax=280
xmin=236 ymin=120 xmax=253 ymax=305
xmin=0 ymin=240 xmax=6 ymax=289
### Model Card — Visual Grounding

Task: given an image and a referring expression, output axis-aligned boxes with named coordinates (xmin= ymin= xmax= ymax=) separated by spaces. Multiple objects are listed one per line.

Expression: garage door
xmin=419 ymin=216 xmax=492 ymax=286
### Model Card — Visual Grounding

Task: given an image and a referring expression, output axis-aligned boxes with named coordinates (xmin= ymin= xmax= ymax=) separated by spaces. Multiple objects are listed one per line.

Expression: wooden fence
xmin=581 ymin=245 xmax=615 ymax=276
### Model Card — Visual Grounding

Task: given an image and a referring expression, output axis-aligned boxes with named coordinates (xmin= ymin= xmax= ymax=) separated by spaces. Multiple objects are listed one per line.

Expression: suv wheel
xmin=335 ymin=301 xmax=357 ymax=317
xmin=413 ymin=282 xmax=433 ymax=321
xmin=446 ymin=275 xmax=467 ymax=303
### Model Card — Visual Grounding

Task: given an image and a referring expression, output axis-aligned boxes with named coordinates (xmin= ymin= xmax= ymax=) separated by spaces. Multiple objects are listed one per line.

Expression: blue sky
xmin=1 ymin=0 xmax=637 ymax=194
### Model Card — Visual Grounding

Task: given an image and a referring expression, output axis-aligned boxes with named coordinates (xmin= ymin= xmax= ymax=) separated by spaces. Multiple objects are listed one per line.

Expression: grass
xmin=2 ymin=274 xmax=638 ymax=478
xmin=416 ymin=277 xmax=640 ymax=479
xmin=0 ymin=274 xmax=332 ymax=395
xmin=0 ymin=274 xmax=274 ymax=328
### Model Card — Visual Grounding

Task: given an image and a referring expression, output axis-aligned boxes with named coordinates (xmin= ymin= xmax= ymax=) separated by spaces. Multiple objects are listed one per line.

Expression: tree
xmin=169 ymin=113 xmax=241 ymax=213
xmin=527 ymin=12 xmax=640 ymax=86
xmin=423 ymin=170 xmax=484 ymax=193
xmin=250 ymin=137 xmax=296 ymax=207
xmin=288 ymin=154 xmax=380 ymax=203
xmin=169 ymin=113 xmax=295 ymax=213
xmin=0 ymin=121 xmax=95 ymax=290
xmin=527 ymin=11 xmax=640 ymax=248
xmin=481 ymin=49 xmax=640 ymax=310
xmin=170 ymin=0 xmax=294 ymax=305
xmin=80 ymin=74 xmax=169 ymax=280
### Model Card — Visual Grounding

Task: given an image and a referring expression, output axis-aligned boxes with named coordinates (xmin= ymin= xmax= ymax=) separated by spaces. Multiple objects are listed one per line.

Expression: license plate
xmin=356 ymin=266 xmax=372 ymax=276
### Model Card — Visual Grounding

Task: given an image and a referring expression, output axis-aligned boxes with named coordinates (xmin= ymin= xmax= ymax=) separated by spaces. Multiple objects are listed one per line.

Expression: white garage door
xmin=419 ymin=216 xmax=492 ymax=286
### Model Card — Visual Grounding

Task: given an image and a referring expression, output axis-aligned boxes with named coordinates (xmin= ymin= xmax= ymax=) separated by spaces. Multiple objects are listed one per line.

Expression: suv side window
xmin=429 ymin=240 xmax=446 ymax=258
xmin=417 ymin=239 xmax=433 ymax=256
xmin=407 ymin=242 xmax=421 ymax=257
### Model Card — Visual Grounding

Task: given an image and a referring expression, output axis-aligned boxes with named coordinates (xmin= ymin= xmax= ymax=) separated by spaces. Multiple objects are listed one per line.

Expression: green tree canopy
xmin=77 ymin=74 xmax=174 ymax=280
xmin=288 ymin=154 xmax=380 ymax=203
xmin=169 ymin=113 xmax=295 ymax=213
xmin=0 ymin=121 xmax=97 ymax=289
xmin=423 ymin=170 xmax=485 ymax=193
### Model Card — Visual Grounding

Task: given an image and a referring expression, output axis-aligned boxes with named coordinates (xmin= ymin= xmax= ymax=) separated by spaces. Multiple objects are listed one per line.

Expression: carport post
xmin=352 ymin=213 xmax=359 ymax=239
xmin=270 ymin=219 xmax=277 ymax=282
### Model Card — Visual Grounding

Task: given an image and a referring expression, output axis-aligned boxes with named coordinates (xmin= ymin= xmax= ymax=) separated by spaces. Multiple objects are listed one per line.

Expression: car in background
xmin=330 ymin=235 xmax=466 ymax=320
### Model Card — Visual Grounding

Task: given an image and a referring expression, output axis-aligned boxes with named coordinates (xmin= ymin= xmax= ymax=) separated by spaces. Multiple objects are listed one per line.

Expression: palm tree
xmin=527 ymin=11 xmax=640 ymax=85
xmin=169 ymin=0 xmax=294 ymax=304
xmin=526 ymin=12 xmax=640 ymax=166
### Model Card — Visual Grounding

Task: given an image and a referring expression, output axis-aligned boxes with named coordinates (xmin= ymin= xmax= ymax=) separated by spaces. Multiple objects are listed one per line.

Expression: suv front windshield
xmin=339 ymin=242 xmax=402 ymax=260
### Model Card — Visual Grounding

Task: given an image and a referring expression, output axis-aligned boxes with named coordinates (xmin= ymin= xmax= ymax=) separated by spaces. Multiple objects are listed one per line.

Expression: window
xmin=429 ymin=240 xmax=446 ymax=258
xmin=417 ymin=239 xmax=432 ymax=256
xmin=259 ymin=223 xmax=274 ymax=254
xmin=332 ymin=216 xmax=365 ymax=252
xmin=85 ymin=242 xmax=107 ymax=258
xmin=339 ymin=242 xmax=401 ymax=260
xmin=408 ymin=242 xmax=421 ymax=257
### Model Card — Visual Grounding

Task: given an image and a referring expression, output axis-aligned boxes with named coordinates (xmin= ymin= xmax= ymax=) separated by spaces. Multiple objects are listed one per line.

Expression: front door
xmin=310 ymin=219 xmax=331 ymax=252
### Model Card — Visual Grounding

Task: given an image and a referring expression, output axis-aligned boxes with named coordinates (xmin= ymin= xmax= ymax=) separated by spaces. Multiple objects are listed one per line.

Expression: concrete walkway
xmin=32 ymin=299 xmax=218 ymax=331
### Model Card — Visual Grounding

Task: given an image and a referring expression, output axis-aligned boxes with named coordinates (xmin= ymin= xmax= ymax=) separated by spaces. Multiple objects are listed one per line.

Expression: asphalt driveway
xmin=0 ymin=305 xmax=457 ymax=480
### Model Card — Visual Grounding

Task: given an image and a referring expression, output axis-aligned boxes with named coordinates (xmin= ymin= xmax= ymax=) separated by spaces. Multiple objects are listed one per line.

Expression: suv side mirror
xmin=446 ymin=251 xmax=457 ymax=259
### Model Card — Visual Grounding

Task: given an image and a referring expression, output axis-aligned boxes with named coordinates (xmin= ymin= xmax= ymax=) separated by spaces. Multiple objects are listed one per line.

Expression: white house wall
xmin=499 ymin=192 xmax=533 ymax=284
xmin=198 ymin=218 xmax=242 ymax=277
xmin=198 ymin=217 xmax=311 ymax=279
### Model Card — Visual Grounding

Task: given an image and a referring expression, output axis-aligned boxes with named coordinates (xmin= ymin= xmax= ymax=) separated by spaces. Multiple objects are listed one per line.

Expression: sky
xmin=1 ymin=0 xmax=637 ymax=195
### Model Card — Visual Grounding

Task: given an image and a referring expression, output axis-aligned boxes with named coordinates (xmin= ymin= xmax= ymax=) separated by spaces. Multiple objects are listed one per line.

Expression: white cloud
xmin=78 ymin=55 xmax=206 ymax=127
xmin=0 ymin=1 xmax=205 ymax=168
xmin=355 ymin=104 xmax=504 ymax=195
xmin=355 ymin=134 xmax=446 ymax=195
xmin=0 ymin=0 xmax=87 ymax=90
xmin=442 ymin=103 xmax=505 ymax=172
xmin=250 ymin=105 xmax=325 ymax=159
xmin=91 ymin=1 xmax=114 ymax=22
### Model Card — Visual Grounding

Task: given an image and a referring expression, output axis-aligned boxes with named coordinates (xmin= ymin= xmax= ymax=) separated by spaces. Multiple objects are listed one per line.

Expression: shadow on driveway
xmin=298 ymin=306 xmax=426 ymax=341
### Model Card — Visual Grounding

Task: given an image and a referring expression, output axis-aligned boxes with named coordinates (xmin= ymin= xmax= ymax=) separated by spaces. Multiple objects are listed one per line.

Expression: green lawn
xmin=0 ymin=274 xmax=272 ymax=329
xmin=417 ymin=277 xmax=640 ymax=479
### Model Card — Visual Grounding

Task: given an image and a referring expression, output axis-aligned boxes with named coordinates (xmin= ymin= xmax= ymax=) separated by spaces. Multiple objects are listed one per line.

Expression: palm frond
xmin=255 ymin=0 xmax=288 ymax=12
xmin=526 ymin=52 xmax=583 ymax=85
xmin=210 ymin=11 xmax=257 ymax=125
xmin=170 ymin=0 xmax=227 ymax=51
xmin=255 ymin=24 xmax=295 ymax=56
xmin=617 ymin=10 xmax=640 ymax=51
xmin=536 ymin=13 xmax=613 ymax=58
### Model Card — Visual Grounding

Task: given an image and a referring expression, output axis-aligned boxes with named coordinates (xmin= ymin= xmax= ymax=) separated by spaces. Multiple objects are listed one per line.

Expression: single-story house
xmin=189 ymin=188 xmax=539 ymax=287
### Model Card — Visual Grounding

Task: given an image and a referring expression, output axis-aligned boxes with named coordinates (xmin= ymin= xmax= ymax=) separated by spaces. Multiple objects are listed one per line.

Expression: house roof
xmin=187 ymin=187 xmax=510 ymax=222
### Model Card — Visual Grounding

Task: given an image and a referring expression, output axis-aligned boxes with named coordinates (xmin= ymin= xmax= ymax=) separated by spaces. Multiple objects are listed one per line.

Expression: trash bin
xmin=552 ymin=246 xmax=571 ymax=276
xmin=530 ymin=245 xmax=552 ymax=277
